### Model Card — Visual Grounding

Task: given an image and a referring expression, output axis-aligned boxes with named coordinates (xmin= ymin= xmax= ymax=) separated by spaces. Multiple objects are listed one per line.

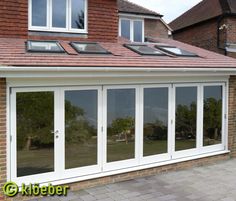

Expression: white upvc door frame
xmin=171 ymin=83 xmax=201 ymax=159
xmin=139 ymin=84 xmax=172 ymax=165
xmin=102 ymin=85 xmax=140 ymax=171
xmin=10 ymin=86 xmax=103 ymax=185
xmin=9 ymin=81 xmax=228 ymax=186
xmin=200 ymin=83 xmax=226 ymax=153
xmin=10 ymin=87 xmax=60 ymax=186
xmin=61 ymin=86 xmax=103 ymax=178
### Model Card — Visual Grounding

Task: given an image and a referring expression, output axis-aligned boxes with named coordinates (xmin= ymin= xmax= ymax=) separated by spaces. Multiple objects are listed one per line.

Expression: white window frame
xmin=119 ymin=17 xmax=145 ymax=42
xmin=102 ymin=85 xmax=140 ymax=171
xmin=139 ymin=84 xmax=172 ymax=164
xmin=28 ymin=0 xmax=88 ymax=34
xmin=9 ymin=81 xmax=227 ymax=186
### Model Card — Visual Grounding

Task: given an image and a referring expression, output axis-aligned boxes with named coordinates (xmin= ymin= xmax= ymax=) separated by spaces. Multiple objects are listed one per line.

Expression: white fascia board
xmin=0 ymin=66 xmax=235 ymax=78
xmin=160 ymin=18 xmax=173 ymax=32
xmin=119 ymin=13 xmax=160 ymax=20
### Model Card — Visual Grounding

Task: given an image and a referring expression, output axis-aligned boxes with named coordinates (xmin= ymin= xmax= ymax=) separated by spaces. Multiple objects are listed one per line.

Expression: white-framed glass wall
xmin=9 ymin=82 xmax=227 ymax=185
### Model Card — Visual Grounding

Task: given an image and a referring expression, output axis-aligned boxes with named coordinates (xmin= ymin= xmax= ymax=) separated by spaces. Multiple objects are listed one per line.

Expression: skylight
xmin=70 ymin=42 xmax=111 ymax=54
xmin=155 ymin=45 xmax=198 ymax=57
xmin=27 ymin=41 xmax=65 ymax=53
xmin=124 ymin=44 xmax=165 ymax=56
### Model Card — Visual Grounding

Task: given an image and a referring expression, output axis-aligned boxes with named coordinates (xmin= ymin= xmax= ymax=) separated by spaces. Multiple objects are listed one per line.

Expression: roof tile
xmin=118 ymin=0 xmax=161 ymax=17
xmin=0 ymin=37 xmax=236 ymax=68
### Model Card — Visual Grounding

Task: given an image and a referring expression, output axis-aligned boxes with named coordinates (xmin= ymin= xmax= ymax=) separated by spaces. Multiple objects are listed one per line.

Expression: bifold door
xmin=10 ymin=83 xmax=226 ymax=184
xmin=10 ymin=87 xmax=102 ymax=184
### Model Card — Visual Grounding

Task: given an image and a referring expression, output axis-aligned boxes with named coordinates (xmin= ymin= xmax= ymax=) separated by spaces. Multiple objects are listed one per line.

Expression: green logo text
xmin=3 ymin=182 xmax=70 ymax=197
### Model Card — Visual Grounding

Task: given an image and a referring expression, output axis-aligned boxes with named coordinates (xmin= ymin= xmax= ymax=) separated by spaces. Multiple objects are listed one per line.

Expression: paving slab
xmin=26 ymin=158 xmax=236 ymax=201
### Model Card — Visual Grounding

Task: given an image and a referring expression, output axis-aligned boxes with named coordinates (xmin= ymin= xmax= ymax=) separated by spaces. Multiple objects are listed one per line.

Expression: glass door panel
xmin=143 ymin=87 xmax=168 ymax=157
xmin=203 ymin=86 xmax=223 ymax=146
xmin=16 ymin=91 xmax=54 ymax=177
xmin=175 ymin=87 xmax=197 ymax=151
xmin=106 ymin=88 xmax=136 ymax=163
xmin=65 ymin=90 xmax=98 ymax=169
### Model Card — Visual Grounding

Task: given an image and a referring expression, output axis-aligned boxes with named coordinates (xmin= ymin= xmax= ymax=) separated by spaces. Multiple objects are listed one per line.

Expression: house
xmin=118 ymin=0 xmax=172 ymax=42
xmin=169 ymin=0 xmax=236 ymax=58
xmin=1 ymin=0 xmax=236 ymax=200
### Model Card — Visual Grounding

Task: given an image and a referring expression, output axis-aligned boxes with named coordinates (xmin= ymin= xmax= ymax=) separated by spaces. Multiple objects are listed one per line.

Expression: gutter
xmin=0 ymin=66 xmax=236 ymax=72
xmin=0 ymin=66 xmax=235 ymax=78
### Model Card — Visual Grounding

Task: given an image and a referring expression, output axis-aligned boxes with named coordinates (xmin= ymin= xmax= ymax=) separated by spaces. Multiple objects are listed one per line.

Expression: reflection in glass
xmin=52 ymin=0 xmax=66 ymax=28
xmin=32 ymin=0 xmax=47 ymax=27
xmin=143 ymin=88 xmax=168 ymax=157
xmin=175 ymin=87 xmax=197 ymax=151
xmin=133 ymin=21 xmax=143 ymax=42
xmin=121 ymin=19 xmax=131 ymax=40
xmin=71 ymin=0 xmax=85 ymax=29
xmin=17 ymin=92 xmax=54 ymax=177
xmin=203 ymin=86 xmax=222 ymax=146
xmin=107 ymin=89 xmax=135 ymax=162
xmin=65 ymin=90 xmax=97 ymax=169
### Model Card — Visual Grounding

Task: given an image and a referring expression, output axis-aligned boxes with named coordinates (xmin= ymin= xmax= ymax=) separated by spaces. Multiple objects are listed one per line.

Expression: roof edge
xmin=119 ymin=11 xmax=163 ymax=17
xmin=171 ymin=15 xmax=221 ymax=33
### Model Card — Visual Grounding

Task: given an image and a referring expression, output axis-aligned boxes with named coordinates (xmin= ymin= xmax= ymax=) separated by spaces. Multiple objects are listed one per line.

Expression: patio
xmin=30 ymin=158 xmax=236 ymax=201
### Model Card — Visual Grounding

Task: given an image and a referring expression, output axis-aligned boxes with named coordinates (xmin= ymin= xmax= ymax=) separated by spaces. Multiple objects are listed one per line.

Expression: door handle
xmin=51 ymin=130 xmax=59 ymax=134
xmin=51 ymin=130 xmax=59 ymax=138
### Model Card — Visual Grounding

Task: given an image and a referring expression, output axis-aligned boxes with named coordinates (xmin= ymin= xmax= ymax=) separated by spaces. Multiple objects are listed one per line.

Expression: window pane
xmin=175 ymin=87 xmax=197 ymax=151
xmin=32 ymin=0 xmax=47 ymax=27
xmin=17 ymin=92 xmax=54 ymax=177
xmin=155 ymin=46 xmax=198 ymax=57
xmin=107 ymin=89 xmax=135 ymax=162
xmin=52 ymin=0 xmax=66 ymax=28
xmin=65 ymin=90 xmax=98 ymax=169
xmin=203 ymin=86 xmax=222 ymax=146
xmin=71 ymin=42 xmax=110 ymax=54
xmin=144 ymin=88 xmax=168 ymax=157
xmin=71 ymin=0 xmax=85 ymax=29
xmin=27 ymin=41 xmax=64 ymax=53
xmin=125 ymin=44 xmax=164 ymax=55
xmin=121 ymin=19 xmax=131 ymax=40
xmin=133 ymin=21 xmax=143 ymax=42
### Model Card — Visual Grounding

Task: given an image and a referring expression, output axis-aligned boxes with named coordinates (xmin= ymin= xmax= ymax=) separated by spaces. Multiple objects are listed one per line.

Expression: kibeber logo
xmin=3 ymin=182 xmax=18 ymax=197
xmin=3 ymin=182 xmax=70 ymax=197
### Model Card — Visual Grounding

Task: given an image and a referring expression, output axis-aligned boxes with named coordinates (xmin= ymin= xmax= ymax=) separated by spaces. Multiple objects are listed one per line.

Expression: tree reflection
xmin=108 ymin=117 xmax=135 ymax=144
xmin=204 ymin=98 xmax=222 ymax=145
xmin=176 ymin=102 xmax=197 ymax=140
xmin=144 ymin=120 xmax=167 ymax=141
xmin=65 ymin=100 xmax=96 ymax=145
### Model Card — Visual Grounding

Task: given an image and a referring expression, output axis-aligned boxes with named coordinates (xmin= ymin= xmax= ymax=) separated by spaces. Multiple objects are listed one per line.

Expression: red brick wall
xmin=0 ymin=0 xmax=28 ymax=38
xmin=145 ymin=19 xmax=170 ymax=39
xmin=0 ymin=0 xmax=118 ymax=42
xmin=225 ymin=17 xmax=236 ymax=44
xmin=172 ymin=19 xmax=225 ymax=55
xmin=229 ymin=76 xmax=236 ymax=157
xmin=0 ymin=79 xmax=6 ymax=201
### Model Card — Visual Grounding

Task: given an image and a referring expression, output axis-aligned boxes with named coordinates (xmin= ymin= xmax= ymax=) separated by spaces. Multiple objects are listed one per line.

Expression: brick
xmin=145 ymin=19 xmax=170 ymax=39
xmin=0 ymin=0 xmax=118 ymax=43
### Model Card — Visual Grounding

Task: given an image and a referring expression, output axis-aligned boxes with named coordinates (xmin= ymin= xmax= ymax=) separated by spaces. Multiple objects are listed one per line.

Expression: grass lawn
xmin=17 ymin=139 xmax=198 ymax=177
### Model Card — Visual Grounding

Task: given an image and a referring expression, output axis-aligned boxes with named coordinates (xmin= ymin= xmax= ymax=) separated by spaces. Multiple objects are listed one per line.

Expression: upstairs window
xmin=29 ymin=0 xmax=87 ymax=33
xmin=119 ymin=18 xmax=144 ymax=42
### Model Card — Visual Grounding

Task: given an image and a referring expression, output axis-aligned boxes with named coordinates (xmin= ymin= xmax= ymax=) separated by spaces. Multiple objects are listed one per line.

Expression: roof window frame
xmin=124 ymin=44 xmax=167 ymax=56
xmin=155 ymin=45 xmax=198 ymax=57
xmin=26 ymin=40 xmax=65 ymax=53
xmin=70 ymin=42 xmax=112 ymax=55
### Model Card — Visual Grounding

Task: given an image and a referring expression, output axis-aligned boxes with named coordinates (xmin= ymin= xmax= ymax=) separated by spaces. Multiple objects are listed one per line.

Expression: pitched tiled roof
xmin=169 ymin=0 xmax=236 ymax=32
xmin=0 ymin=37 xmax=236 ymax=68
xmin=117 ymin=0 xmax=162 ymax=17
